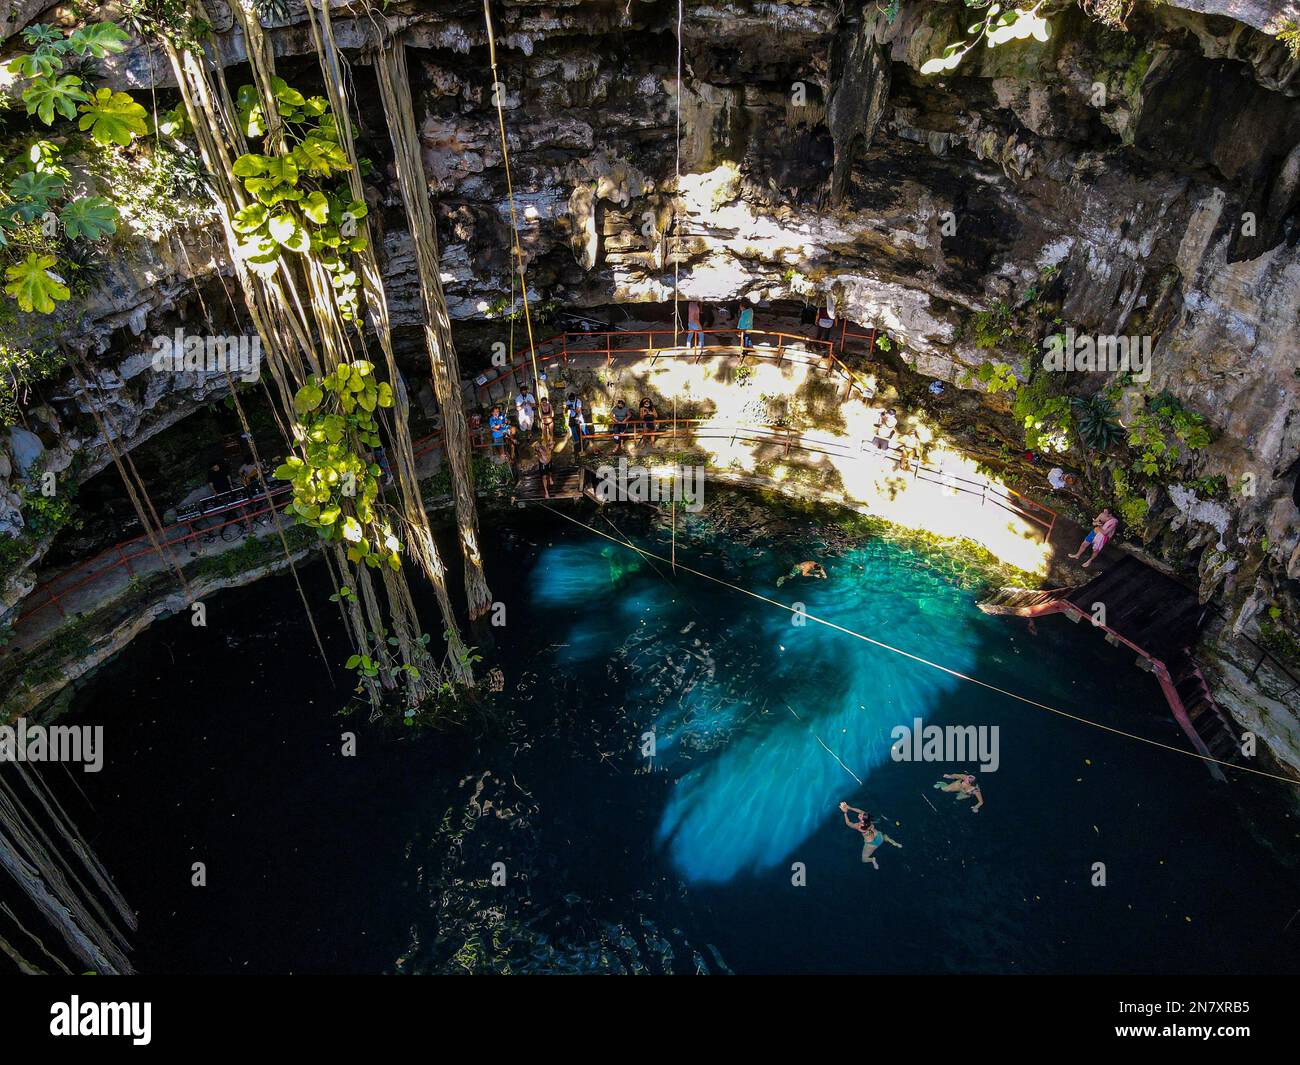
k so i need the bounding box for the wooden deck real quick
[512,465,595,504]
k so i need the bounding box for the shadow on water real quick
[54,488,1300,974]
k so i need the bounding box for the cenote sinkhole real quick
[61,491,1299,975]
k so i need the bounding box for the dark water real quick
[64,492,1300,973]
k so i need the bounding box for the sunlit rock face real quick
[1,2,1297,721]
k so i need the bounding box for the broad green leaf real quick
[232,154,270,178]
[231,203,268,234]
[246,180,302,206]
[67,22,130,58]
[20,24,64,46]
[294,383,324,414]
[268,211,309,252]
[8,50,62,79]
[321,413,346,443]
[77,88,148,146]
[341,516,363,543]
[270,76,306,108]
[9,170,65,208]
[376,382,394,408]
[155,106,190,138]
[264,156,299,186]
[291,135,350,177]
[318,505,341,526]
[23,74,88,125]
[301,191,330,224]
[60,196,118,240]
[5,252,70,313]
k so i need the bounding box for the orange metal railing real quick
[12,323,1055,633]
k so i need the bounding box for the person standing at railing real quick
[489,404,509,463]
[871,408,897,451]
[610,398,632,456]
[538,394,556,444]
[686,300,703,349]
[816,295,835,343]
[515,384,537,436]
[736,301,754,354]
[565,392,587,456]
[637,398,658,448]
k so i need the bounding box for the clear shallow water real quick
[63,491,1300,973]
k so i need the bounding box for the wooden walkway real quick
[511,465,597,504]
[979,555,1241,780]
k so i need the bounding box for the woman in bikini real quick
[839,802,902,868]
[538,394,555,445]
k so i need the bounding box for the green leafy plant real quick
[274,360,400,569]
[1124,392,1210,477]
[1071,394,1123,451]
[920,1,1052,76]
[0,22,145,314]
[229,79,368,317]
[1274,19,1300,59]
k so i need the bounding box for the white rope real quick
[538,503,1298,787]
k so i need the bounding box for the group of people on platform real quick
[485,384,665,497]
[682,296,836,354]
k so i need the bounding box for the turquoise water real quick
[65,491,1300,973]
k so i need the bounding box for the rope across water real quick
[537,502,1299,788]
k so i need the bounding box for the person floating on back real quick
[839,802,902,869]
[777,560,827,586]
[933,773,984,813]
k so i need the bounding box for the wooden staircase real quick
[976,586,1068,617]
[978,561,1242,782]
[1169,648,1243,770]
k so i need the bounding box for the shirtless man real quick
[934,773,984,813]
[839,802,902,868]
[777,560,828,587]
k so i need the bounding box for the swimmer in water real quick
[777,560,828,587]
[839,802,902,868]
[933,773,984,813]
